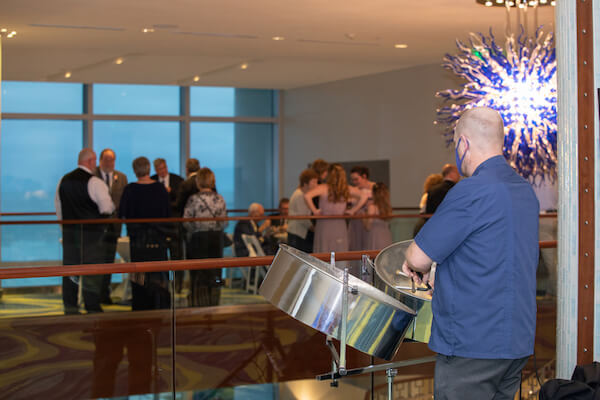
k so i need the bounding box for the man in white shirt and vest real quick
[55,148,115,314]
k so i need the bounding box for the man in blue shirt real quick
[402,107,539,400]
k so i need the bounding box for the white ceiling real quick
[0,0,555,89]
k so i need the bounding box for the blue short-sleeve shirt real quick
[415,155,539,359]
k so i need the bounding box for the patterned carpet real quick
[0,287,267,318]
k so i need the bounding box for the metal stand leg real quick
[339,266,349,376]
[325,335,340,387]
[387,368,397,400]
[318,252,435,398]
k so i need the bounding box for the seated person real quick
[270,198,289,232]
[233,203,270,257]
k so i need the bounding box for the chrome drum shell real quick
[374,240,433,314]
[259,244,416,361]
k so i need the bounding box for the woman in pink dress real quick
[363,182,393,250]
[304,164,368,253]
[348,166,375,251]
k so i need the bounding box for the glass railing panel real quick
[0,272,175,399]
[390,216,422,242]
[0,215,62,266]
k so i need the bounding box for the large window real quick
[191,87,274,117]
[93,84,180,116]
[94,121,180,181]
[1,120,83,262]
[0,81,277,264]
[1,81,83,114]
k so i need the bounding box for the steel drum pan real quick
[259,244,416,361]
[374,240,432,314]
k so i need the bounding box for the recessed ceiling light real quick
[485,1,493,6]
[1,28,17,38]
[240,63,249,70]
[272,36,285,41]
[496,0,504,3]
[394,44,408,49]
[550,0,555,5]
[115,57,124,65]
[193,75,200,82]
[142,28,155,33]
[540,0,547,3]
[64,71,72,79]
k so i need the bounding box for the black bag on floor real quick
[572,362,600,391]
[539,379,595,400]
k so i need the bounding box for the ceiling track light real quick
[193,75,200,82]
[64,71,72,79]
[240,63,249,70]
[0,28,17,39]
[114,57,124,65]
[475,0,554,6]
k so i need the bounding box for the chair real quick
[241,234,268,294]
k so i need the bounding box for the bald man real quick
[402,107,539,400]
[55,148,115,314]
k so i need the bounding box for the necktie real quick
[104,173,111,191]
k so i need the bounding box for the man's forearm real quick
[405,242,433,273]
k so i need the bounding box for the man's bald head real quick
[78,148,97,170]
[455,107,504,154]
[453,107,505,177]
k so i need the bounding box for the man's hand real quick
[401,260,423,285]
[402,260,433,295]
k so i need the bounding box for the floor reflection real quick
[0,289,555,399]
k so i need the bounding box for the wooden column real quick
[576,0,595,365]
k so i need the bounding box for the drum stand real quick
[315,254,435,400]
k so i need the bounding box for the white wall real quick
[281,63,462,207]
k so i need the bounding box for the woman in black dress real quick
[119,156,171,310]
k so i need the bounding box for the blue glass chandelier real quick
[435,27,557,181]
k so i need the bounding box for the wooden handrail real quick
[0,207,421,217]
[0,212,559,225]
[0,241,558,280]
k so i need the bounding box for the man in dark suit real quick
[151,158,184,215]
[234,203,270,257]
[55,148,115,314]
[175,158,201,217]
[94,148,128,304]
[425,164,460,214]
[151,158,184,265]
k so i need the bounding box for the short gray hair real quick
[78,148,95,164]
[248,202,264,216]
[132,156,150,178]
[186,158,200,174]
[153,158,166,169]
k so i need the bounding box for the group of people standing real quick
[287,160,393,259]
[56,148,228,313]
